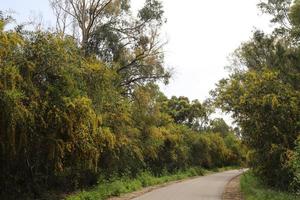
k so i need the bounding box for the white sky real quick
[158,0,272,101]
[2,0,272,123]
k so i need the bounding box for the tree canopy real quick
[212,0,300,191]
[0,4,245,199]
[50,0,170,93]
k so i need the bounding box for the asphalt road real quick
[132,169,244,200]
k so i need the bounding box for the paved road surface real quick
[133,170,244,200]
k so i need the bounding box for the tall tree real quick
[50,0,170,92]
[50,0,120,51]
[212,11,300,189]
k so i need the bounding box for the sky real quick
[159,0,272,101]
[1,0,272,123]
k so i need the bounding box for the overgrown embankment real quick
[240,171,299,200]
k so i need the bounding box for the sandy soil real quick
[222,175,244,200]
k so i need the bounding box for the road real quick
[132,169,243,200]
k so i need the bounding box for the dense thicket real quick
[212,0,300,192]
[0,2,245,199]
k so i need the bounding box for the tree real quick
[210,2,300,191]
[163,96,210,131]
[0,10,246,199]
[49,0,121,51]
[258,0,292,30]
[209,118,230,137]
[258,0,300,38]
[212,30,300,189]
[50,0,170,92]
[0,24,106,196]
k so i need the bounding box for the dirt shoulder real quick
[222,174,244,200]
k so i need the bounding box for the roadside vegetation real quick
[2,0,300,199]
[0,1,246,199]
[212,0,300,197]
[240,171,299,200]
[66,166,236,200]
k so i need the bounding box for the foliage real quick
[66,166,237,200]
[212,0,300,191]
[0,27,105,197]
[287,137,300,193]
[209,118,230,137]
[162,96,211,131]
[0,7,245,199]
[240,171,299,200]
[213,55,300,190]
[50,0,170,93]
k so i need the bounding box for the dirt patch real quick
[222,175,244,200]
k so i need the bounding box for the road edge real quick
[108,168,241,200]
[222,170,245,200]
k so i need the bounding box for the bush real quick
[288,137,300,193]
[240,171,299,200]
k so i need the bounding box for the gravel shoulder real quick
[222,174,244,200]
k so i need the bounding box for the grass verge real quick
[240,171,299,200]
[66,166,237,200]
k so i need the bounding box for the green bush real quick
[67,167,219,200]
[240,171,299,200]
[288,137,300,193]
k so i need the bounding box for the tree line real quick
[212,0,300,193]
[0,1,245,199]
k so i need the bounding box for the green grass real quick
[240,171,299,200]
[66,166,237,200]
